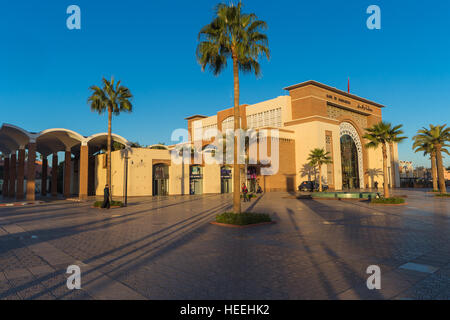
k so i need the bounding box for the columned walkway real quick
[0,124,129,202]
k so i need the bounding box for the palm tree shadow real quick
[366,168,383,189]
[288,199,386,299]
[299,163,317,182]
[1,198,232,300]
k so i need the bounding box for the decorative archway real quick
[340,122,364,189]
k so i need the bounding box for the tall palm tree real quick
[197,2,270,213]
[386,124,407,188]
[363,122,406,198]
[413,125,450,193]
[307,148,332,192]
[412,139,439,191]
[88,77,133,199]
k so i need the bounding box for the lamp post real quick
[123,148,129,207]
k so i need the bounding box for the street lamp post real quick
[123,148,129,207]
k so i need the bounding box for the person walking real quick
[242,183,249,202]
[101,184,111,209]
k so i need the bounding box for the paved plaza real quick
[0,190,449,300]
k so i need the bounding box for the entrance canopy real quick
[0,123,130,156]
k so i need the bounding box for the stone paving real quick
[0,190,449,300]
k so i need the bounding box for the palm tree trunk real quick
[382,144,390,198]
[435,145,447,193]
[389,142,396,188]
[318,164,322,192]
[431,152,438,191]
[107,108,112,201]
[232,51,241,214]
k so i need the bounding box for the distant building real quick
[414,166,432,180]
[399,161,414,178]
[0,80,404,199]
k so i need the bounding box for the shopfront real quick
[153,163,169,196]
[190,165,203,195]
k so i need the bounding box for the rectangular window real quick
[247,108,282,129]
[325,131,334,186]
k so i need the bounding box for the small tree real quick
[307,148,332,192]
[412,139,439,191]
[413,125,450,193]
[386,124,407,187]
[364,122,406,198]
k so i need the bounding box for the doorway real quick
[221,166,232,193]
[153,164,169,196]
[190,165,203,195]
[340,134,360,189]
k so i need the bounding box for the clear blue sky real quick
[1,0,449,167]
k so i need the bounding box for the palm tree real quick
[197,2,270,213]
[363,122,406,198]
[413,125,450,193]
[88,77,133,199]
[412,139,439,191]
[307,148,332,192]
[386,124,407,188]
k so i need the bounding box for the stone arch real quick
[148,144,169,150]
[340,121,365,189]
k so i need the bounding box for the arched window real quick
[222,116,241,132]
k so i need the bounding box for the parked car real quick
[298,181,328,192]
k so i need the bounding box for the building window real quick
[325,131,334,186]
[246,108,282,129]
[203,124,217,132]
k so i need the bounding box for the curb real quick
[0,201,44,207]
[311,197,368,201]
[210,221,277,229]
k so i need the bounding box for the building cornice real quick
[283,80,386,109]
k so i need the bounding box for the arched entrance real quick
[153,163,169,196]
[340,135,360,189]
[340,122,364,189]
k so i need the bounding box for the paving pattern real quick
[0,190,449,300]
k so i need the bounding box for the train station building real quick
[0,124,128,201]
[1,80,400,200]
[95,80,400,197]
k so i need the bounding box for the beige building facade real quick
[95,80,400,197]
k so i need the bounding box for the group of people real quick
[101,182,262,208]
[241,182,263,202]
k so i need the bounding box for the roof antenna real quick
[347,77,350,93]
